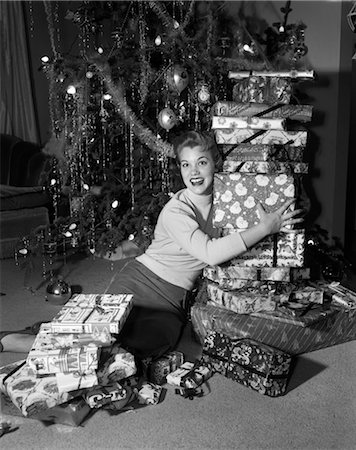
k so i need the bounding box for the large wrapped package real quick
[49,293,133,334]
[212,101,313,122]
[214,129,307,146]
[232,76,292,104]
[212,172,297,229]
[211,116,286,130]
[202,331,292,396]
[191,303,356,355]
[222,160,308,174]
[220,144,305,162]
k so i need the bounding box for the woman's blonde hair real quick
[172,130,223,170]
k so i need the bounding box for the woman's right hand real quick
[257,198,304,235]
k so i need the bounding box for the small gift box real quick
[166,362,195,387]
[211,116,285,130]
[214,129,307,146]
[222,160,308,174]
[143,351,184,385]
[179,362,213,390]
[203,266,310,283]
[96,344,137,385]
[213,172,296,229]
[220,144,305,162]
[206,281,280,314]
[232,76,292,104]
[202,331,293,397]
[212,101,313,122]
[137,382,163,405]
[84,382,128,409]
[49,293,133,334]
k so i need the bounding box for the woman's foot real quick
[0,333,35,353]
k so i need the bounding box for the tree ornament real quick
[158,107,178,130]
[45,277,72,305]
[197,83,210,104]
[167,65,189,93]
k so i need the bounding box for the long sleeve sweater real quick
[136,188,247,290]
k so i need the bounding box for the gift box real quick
[320,282,356,309]
[203,266,310,283]
[213,172,297,229]
[206,280,280,314]
[214,129,307,146]
[85,382,128,409]
[222,230,305,268]
[27,342,99,375]
[289,286,325,304]
[31,397,91,427]
[212,101,313,122]
[220,144,305,162]
[191,303,356,355]
[211,116,285,130]
[166,362,195,387]
[179,362,213,390]
[137,382,163,405]
[96,344,137,385]
[232,76,292,104]
[202,331,292,397]
[0,360,85,417]
[222,160,308,174]
[49,293,133,334]
[55,371,98,395]
[143,351,184,385]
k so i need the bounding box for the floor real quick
[0,252,355,450]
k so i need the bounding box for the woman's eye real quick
[199,160,207,165]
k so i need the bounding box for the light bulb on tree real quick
[66,85,76,95]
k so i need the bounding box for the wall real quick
[24,0,356,245]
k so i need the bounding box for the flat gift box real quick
[143,351,184,385]
[0,360,85,417]
[212,102,313,122]
[220,144,305,162]
[206,281,280,314]
[49,293,133,334]
[202,331,292,397]
[213,172,297,229]
[191,303,356,355]
[203,266,310,283]
[222,160,308,174]
[214,129,307,146]
[232,76,292,104]
[211,116,285,130]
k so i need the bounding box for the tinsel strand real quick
[43,0,60,59]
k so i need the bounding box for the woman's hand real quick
[257,198,304,235]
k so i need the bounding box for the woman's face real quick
[178,145,215,195]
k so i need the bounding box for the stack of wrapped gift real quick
[0,293,139,422]
[191,70,356,357]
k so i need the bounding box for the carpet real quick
[0,253,355,449]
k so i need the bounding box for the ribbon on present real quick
[175,384,211,400]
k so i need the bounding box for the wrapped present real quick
[211,116,285,130]
[179,362,213,390]
[27,342,99,375]
[213,172,297,229]
[96,345,136,385]
[251,303,332,326]
[220,144,305,162]
[232,76,292,104]
[49,293,133,334]
[212,101,313,122]
[191,303,356,355]
[166,362,195,387]
[31,397,91,427]
[207,280,280,314]
[0,361,85,417]
[55,371,98,395]
[137,381,163,405]
[202,331,292,397]
[320,282,356,309]
[222,160,308,174]
[143,351,184,385]
[85,382,128,408]
[289,286,324,304]
[203,266,310,283]
[214,129,307,146]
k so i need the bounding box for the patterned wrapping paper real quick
[202,331,292,397]
[206,280,281,314]
[84,382,128,408]
[232,77,292,104]
[166,362,195,386]
[222,160,308,174]
[213,172,296,229]
[212,101,313,122]
[211,116,286,130]
[55,371,98,395]
[191,303,356,355]
[137,381,163,405]
[214,129,307,146]
[203,266,310,282]
[96,345,137,386]
[27,344,99,375]
[290,286,324,304]
[49,293,133,334]
[220,144,305,162]
[0,360,86,417]
[143,351,185,385]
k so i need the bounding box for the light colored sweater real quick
[136,188,247,290]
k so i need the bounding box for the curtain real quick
[0,1,39,143]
